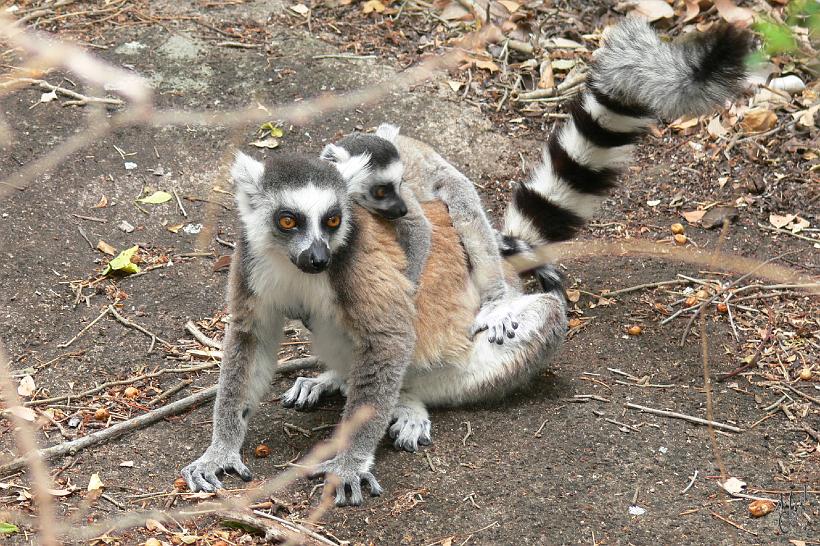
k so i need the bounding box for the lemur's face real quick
[231,152,351,274]
[356,161,407,220]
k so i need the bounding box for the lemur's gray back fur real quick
[501,18,752,269]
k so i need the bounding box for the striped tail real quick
[501,18,752,283]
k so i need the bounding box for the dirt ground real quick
[0,1,818,545]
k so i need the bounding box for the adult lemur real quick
[182,19,751,505]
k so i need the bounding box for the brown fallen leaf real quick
[769,213,796,229]
[682,210,706,224]
[701,207,738,229]
[92,195,108,209]
[683,0,700,21]
[748,499,775,518]
[706,116,727,139]
[213,255,232,272]
[714,0,754,26]
[97,240,117,256]
[565,289,580,303]
[740,108,777,133]
[362,0,385,14]
[631,0,674,22]
[17,375,35,397]
[167,223,185,233]
[473,59,500,73]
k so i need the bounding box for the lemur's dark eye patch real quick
[371,184,391,199]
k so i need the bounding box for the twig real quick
[624,403,743,433]
[681,470,698,494]
[757,222,820,244]
[461,421,472,446]
[312,54,377,60]
[100,493,125,510]
[147,380,192,407]
[172,188,187,218]
[26,362,217,407]
[252,511,338,546]
[710,511,757,536]
[185,320,222,349]
[778,384,820,406]
[534,418,549,438]
[37,409,71,439]
[602,279,688,298]
[604,418,640,433]
[108,305,172,349]
[0,386,218,475]
[217,510,289,542]
[216,41,262,49]
[4,78,123,106]
[515,71,587,100]
[71,213,107,223]
[57,306,110,348]
[424,451,436,472]
[76,225,94,249]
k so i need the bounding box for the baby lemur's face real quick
[356,160,406,220]
[231,152,352,274]
[320,129,408,221]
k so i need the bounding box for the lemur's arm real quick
[318,209,418,506]
[393,185,431,288]
[182,242,284,492]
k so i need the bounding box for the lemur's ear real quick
[320,143,351,163]
[332,151,372,192]
[231,151,265,197]
[375,123,401,143]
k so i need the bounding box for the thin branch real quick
[624,403,743,433]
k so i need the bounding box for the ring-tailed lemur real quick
[319,126,432,288]
[182,18,751,504]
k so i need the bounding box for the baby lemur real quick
[320,125,431,288]
[323,124,520,343]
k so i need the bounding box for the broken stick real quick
[624,403,743,433]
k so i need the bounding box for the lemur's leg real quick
[182,311,284,492]
[429,166,520,343]
[393,186,431,288]
[395,290,567,450]
[281,369,345,410]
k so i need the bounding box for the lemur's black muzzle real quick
[375,199,408,220]
[295,240,330,274]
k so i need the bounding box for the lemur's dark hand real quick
[182,445,252,492]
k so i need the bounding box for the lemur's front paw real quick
[281,373,341,410]
[470,301,519,344]
[312,456,383,506]
[181,446,252,493]
[389,405,432,452]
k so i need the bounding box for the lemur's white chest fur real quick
[247,250,356,375]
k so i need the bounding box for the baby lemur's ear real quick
[231,151,265,198]
[375,123,400,143]
[320,143,350,163]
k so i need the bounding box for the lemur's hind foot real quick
[388,396,432,452]
[281,370,345,410]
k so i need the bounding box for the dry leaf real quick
[498,0,519,12]
[473,59,500,73]
[92,195,108,209]
[288,3,309,15]
[97,240,116,256]
[740,108,777,133]
[446,80,462,92]
[670,116,699,131]
[721,477,747,496]
[47,488,74,497]
[794,104,819,129]
[440,3,471,21]
[538,58,555,90]
[714,0,754,26]
[683,0,700,21]
[17,375,35,397]
[790,217,809,234]
[213,255,232,272]
[167,223,184,233]
[565,289,580,303]
[769,213,795,229]
[362,0,385,14]
[632,0,674,22]
[682,210,706,224]
[87,473,104,491]
[706,116,727,139]
[250,137,279,149]
[146,519,171,533]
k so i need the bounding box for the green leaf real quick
[102,245,141,276]
[259,122,284,138]
[0,522,19,534]
[754,19,797,55]
[136,191,173,205]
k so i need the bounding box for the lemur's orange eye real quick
[326,215,341,229]
[373,185,387,199]
[278,215,297,230]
